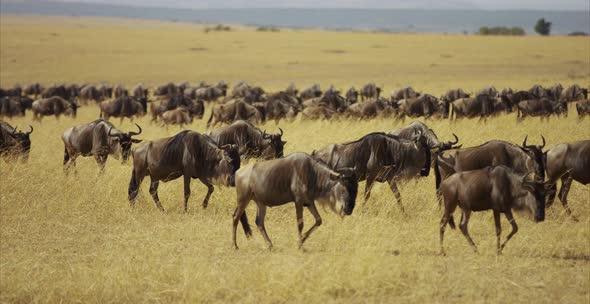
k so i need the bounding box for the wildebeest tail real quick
[434,154,442,190]
[206,110,214,128]
[240,211,252,237]
[448,215,456,229]
[128,167,139,202]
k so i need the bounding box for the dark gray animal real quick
[360,82,382,101]
[345,86,359,105]
[576,99,590,118]
[391,86,419,101]
[387,121,460,151]
[0,120,32,160]
[561,84,588,102]
[207,120,285,159]
[299,84,322,100]
[32,96,79,120]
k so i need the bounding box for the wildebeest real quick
[346,97,394,119]
[387,121,460,151]
[391,86,419,101]
[195,85,227,102]
[1,85,22,97]
[230,82,265,102]
[345,86,359,105]
[24,83,44,98]
[528,84,548,99]
[450,94,498,119]
[32,96,79,120]
[0,120,32,160]
[547,84,563,101]
[132,83,149,99]
[62,119,143,171]
[41,84,78,101]
[0,97,26,117]
[516,98,566,120]
[263,92,301,123]
[113,84,128,98]
[434,136,546,190]
[576,99,590,118]
[207,120,285,159]
[161,107,193,127]
[441,88,470,103]
[301,104,337,120]
[439,166,549,255]
[232,152,358,249]
[154,82,179,97]
[478,86,498,97]
[285,83,298,97]
[128,130,240,212]
[100,96,147,121]
[299,84,322,100]
[545,140,589,220]
[561,84,588,102]
[312,132,430,212]
[360,82,382,101]
[207,99,264,128]
[396,94,440,118]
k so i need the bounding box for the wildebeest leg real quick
[183,175,191,213]
[300,201,323,246]
[255,203,273,249]
[95,154,107,173]
[499,210,518,254]
[199,178,214,209]
[558,176,578,221]
[232,198,251,249]
[364,173,377,205]
[387,178,405,214]
[459,210,478,253]
[295,201,306,249]
[493,211,502,255]
[546,182,558,207]
[149,179,165,212]
[119,117,124,125]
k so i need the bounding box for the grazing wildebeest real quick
[99,96,146,121]
[207,99,264,128]
[285,83,298,97]
[161,107,193,127]
[450,94,498,120]
[0,121,32,160]
[0,97,26,117]
[132,83,149,99]
[387,121,460,151]
[528,84,548,98]
[576,99,590,118]
[434,136,546,190]
[32,96,79,120]
[397,94,440,118]
[301,104,337,120]
[313,132,430,212]
[346,97,394,119]
[545,140,590,220]
[360,82,382,101]
[128,130,240,212]
[232,152,358,249]
[207,120,285,159]
[391,86,419,101]
[346,86,359,105]
[195,86,227,102]
[478,86,498,97]
[299,84,322,100]
[263,92,301,123]
[62,119,143,171]
[441,88,470,103]
[561,84,588,102]
[516,98,566,120]
[439,166,549,255]
[24,83,44,98]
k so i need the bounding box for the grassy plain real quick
[1,15,590,303]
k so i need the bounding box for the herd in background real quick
[1,81,590,125]
[0,79,589,253]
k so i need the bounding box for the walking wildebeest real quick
[32,96,79,120]
[207,99,264,128]
[299,84,322,100]
[441,88,470,103]
[561,84,588,102]
[360,82,382,101]
[0,120,32,161]
[312,132,430,213]
[100,96,147,121]
[387,121,460,151]
[439,166,550,255]
[345,86,359,105]
[346,97,394,119]
[62,120,143,172]
[232,152,358,249]
[161,107,193,127]
[396,94,440,118]
[516,98,567,120]
[391,86,420,101]
[450,94,498,120]
[207,120,285,159]
[576,99,590,118]
[128,130,240,212]
[434,136,547,189]
[545,140,590,220]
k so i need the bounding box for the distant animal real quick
[0,97,26,117]
[207,99,264,128]
[478,86,498,97]
[99,96,146,121]
[576,99,590,118]
[441,88,470,103]
[232,152,358,249]
[32,96,79,120]
[299,84,322,100]
[132,83,149,99]
[0,120,33,160]
[397,94,440,118]
[545,140,590,221]
[195,86,227,102]
[24,83,44,98]
[113,84,128,98]
[439,166,550,255]
[528,84,548,99]
[561,84,588,102]
[301,104,337,120]
[62,120,143,172]
[516,98,567,119]
[346,97,394,118]
[128,130,240,212]
[207,120,285,159]
[450,94,498,119]
[387,121,460,151]
[345,86,359,105]
[285,83,298,97]
[161,107,193,127]
[391,86,419,101]
[360,82,382,101]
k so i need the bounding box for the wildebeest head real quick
[70,101,80,118]
[519,173,550,222]
[261,128,286,159]
[10,125,33,159]
[438,133,460,151]
[217,144,240,186]
[326,164,358,216]
[521,135,546,181]
[108,124,142,161]
[412,131,432,176]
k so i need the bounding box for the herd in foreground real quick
[1,81,589,254]
[1,81,590,124]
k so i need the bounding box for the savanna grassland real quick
[1,15,590,304]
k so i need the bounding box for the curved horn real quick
[108,126,119,138]
[522,135,528,147]
[522,172,535,183]
[449,133,459,145]
[129,123,142,136]
[12,127,17,135]
[262,130,269,139]
[26,125,33,135]
[278,127,283,136]
[540,135,546,149]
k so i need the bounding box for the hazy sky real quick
[48,0,590,11]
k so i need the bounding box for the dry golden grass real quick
[1,15,590,303]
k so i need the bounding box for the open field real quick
[1,16,590,303]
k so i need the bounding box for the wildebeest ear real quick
[282,141,287,145]
[132,139,142,143]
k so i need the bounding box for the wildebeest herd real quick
[1,80,589,254]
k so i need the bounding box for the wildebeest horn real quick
[449,133,459,145]
[522,135,528,147]
[108,126,119,138]
[26,125,33,135]
[278,127,283,136]
[129,123,142,136]
[262,130,269,139]
[522,172,535,183]
[12,127,17,135]
[540,135,546,149]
